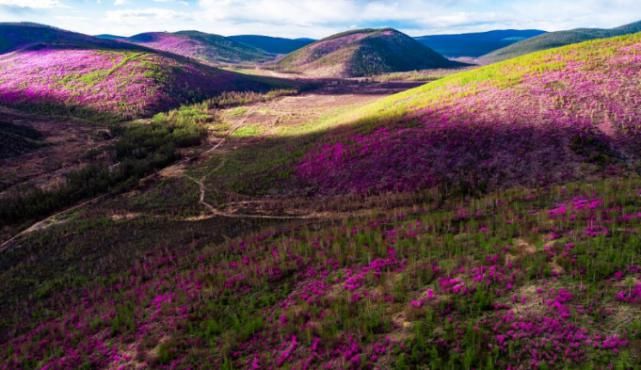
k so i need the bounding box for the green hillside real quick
[482,20,641,63]
[277,28,462,77]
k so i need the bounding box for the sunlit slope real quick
[0,48,276,119]
[0,22,135,53]
[128,31,273,65]
[482,20,641,63]
[296,33,641,194]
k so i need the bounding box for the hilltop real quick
[3,32,641,369]
[415,29,545,58]
[277,28,462,77]
[126,31,273,65]
[0,24,281,119]
[0,22,137,53]
[295,33,641,196]
[3,25,641,370]
[228,35,314,54]
[482,19,641,63]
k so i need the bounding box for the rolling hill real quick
[482,20,641,63]
[0,22,137,53]
[415,29,545,58]
[277,28,462,77]
[95,34,127,41]
[4,31,641,370]
[126,31,273,65]
[228,35,314,54]
[296,32,641,195]
[0,24,281,119]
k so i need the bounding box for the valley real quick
[1,13,641,369]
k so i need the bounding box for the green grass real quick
[292,32,641,138]
[483,22,641,63]
[232,125,263,138]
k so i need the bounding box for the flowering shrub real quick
[297,34,641,195]
[5,34,641,370]
[0,47,269,119]
[4,176,641,368]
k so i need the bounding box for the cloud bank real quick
[0,0,639,38]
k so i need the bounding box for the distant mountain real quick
[296,32,641,196]
[415,29,545,58]
[0,22,137,53]
[126,31,273,65]
[228,35,314,54]
[277,28,463,78]
[0,23,280,119]
[482,20,641,63]
[95,34,127,41]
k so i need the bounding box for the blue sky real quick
[0,0,640,38]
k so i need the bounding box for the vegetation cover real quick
[3,20,641,370]
[482,20,641,63]
[277,28,462,77]
[415,29,545,58]
[127,31,273,65]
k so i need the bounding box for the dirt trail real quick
[182,115,324,220]
[0,194,108,253]
[1,80,419,250]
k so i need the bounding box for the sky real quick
[0,0,640,39]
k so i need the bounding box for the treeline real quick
[0,106,210,227]
[0,88,301,227]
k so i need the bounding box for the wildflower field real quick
[3,27,641,370]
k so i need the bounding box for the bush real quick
[0,112,208,227]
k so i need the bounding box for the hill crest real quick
[415,29,546,58]
[482,20,641,63]
[277,28,461,77]
[0,24,281,119]
[126,31,272,65]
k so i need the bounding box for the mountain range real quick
[415,29,545,58]
[0,23,283,119]
[482,20,641,62]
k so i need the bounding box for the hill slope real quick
[296,33,641,195]
[415,29,545,58]
[127,31,273,64]
[4,33,641,370]
[0,24,280,119]
[277,28,461,77]
[482,20,641,63]
[228,35,314,54]
[0,22,137,53]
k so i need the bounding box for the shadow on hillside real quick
[0,76,296,122]
[1,93,639,341]
[0,91,125,122]
[298,79,426,96]
[209,106,635,202]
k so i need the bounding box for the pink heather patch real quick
[494,287,628,367]
[438,277,468,295]
[549,204,568,218]
[615,283,641,303]
[276,335,298,367]
[343,247,401,295]
[600,335,628,351]
[584,224,609,238]
[151,292,174,309]
[296,41,641,195]
[0,47,260,118]
[411,288,437,308]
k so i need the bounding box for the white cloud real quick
[0,0,63,8]
[193,0,641,36]
[106,7,188,24]
[1,0,640,38]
